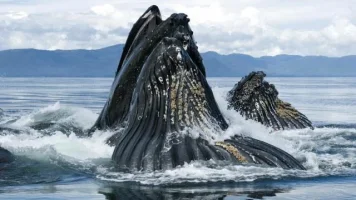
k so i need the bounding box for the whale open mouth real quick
[92,6,306,171]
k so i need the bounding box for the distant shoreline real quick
[1,44,356,77]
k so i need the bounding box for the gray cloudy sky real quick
[0,0,355,56]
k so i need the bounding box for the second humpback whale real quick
[227,71,313,130]
[90,6,306,171]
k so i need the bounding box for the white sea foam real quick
[0,102,114,161]
[96,161,303,185]
[0,86,355,185]
[8,101,97,130]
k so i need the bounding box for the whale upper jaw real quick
[229,71,275,98]
[115,5,163,76]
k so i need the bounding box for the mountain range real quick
[0,44,355,77]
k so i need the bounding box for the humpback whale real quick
[227,71,313,130]
[91,6,305,171]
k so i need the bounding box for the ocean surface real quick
[0,77,355,199]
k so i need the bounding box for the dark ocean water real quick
[0,77,355,199]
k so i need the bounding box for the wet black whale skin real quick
[227,71,313,130]
[90,5,306,171]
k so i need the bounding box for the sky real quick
[0,0,355,56]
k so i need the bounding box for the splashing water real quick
[0,78,355,188]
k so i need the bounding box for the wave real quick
[0,88,355,186]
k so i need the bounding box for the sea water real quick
[0,77,355,199]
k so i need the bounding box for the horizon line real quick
[1,44,355,59]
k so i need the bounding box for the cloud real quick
[240,7,260,27]
[0,0,355,56]
[5,11,28,19]
[91,4,116,16]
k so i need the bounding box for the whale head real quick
[227,71,313,130]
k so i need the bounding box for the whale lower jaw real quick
[113,134,306,171]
